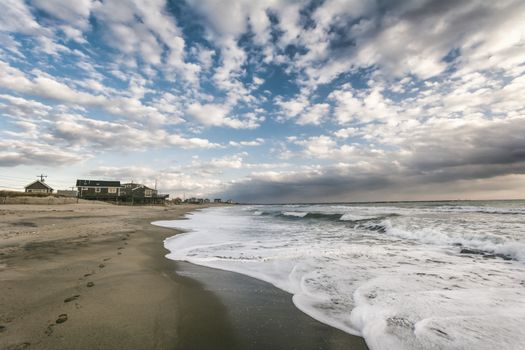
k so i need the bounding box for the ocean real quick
[154,201,525,350]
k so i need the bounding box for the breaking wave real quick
[156,201,525,350]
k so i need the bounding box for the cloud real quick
[0,0,45,35]
[334,127,359,139]
[0,61,170,124]
[49,113,220,150]
[1,1,524,202]
[218,165,525,204]
[90,0,200,82]
[88,164,226,197]
[297,103,330,125]
[0,94,52,117]
[186,102,261,129]
[167,134,221,149]
[229,138,264,147]
[31,0,94,30]
[0,139,81,167]
[220,116,525,202]
[275,95,309,118]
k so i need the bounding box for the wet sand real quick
[0,201,368,349]
[173,262,369,350]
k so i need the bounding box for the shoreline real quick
[0,202,368,349]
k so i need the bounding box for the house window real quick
[82,187,88,190]
[145,189,152,197]
[95,188,101,193]
[108,187,117,194]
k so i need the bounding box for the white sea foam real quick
[154,201,525,350]
[340,213,382,221]
[282,211,308,217]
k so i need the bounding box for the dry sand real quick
[0,201,368,350]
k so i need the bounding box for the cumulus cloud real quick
[0,60,170,124]
[186,103,261,129]
[229,138,264,147]
[0,139,81,167]
[0,0,45,35]
[1,1,524,201]
[47,113,220,150]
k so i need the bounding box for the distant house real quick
[213,198,222,203]
[186,197,201,204]
[121,183,156,197]
[120,183,169,204]
[25,180,53,194]
[76,179,121,200]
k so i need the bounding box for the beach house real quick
[120,183,169,204]
[24,180,54,194]
[76,179,121,200]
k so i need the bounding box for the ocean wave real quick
[158,204,525,350]
[432,205,525,215]
[282,211,308,217]
[262,210,400,223]
[358,219,525,261]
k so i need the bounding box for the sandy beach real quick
[0,201,368,350]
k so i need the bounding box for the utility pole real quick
[37,174,47,182]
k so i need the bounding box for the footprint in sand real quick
[98,263,105,268]
[64,295,80,303]
[103,257,111,261]
[0,325,6,332]
[84,272,94,277]
[55,314,68,324]
[45,324,54,336]
[117,247,124,250]
[86,282,94,288]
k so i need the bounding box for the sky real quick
[0,0,524,203]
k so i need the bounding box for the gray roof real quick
[25,180,53,190]
[76,179,121,187]
[122,183,155,191]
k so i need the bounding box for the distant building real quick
[186,197,204,204]
[121,183,156,197]
[24,180,53,194]
[214,198,222,203]
[172,197,182,204]
[75,179,168,204]
[76,179,121,200]
[120,183,169,204]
